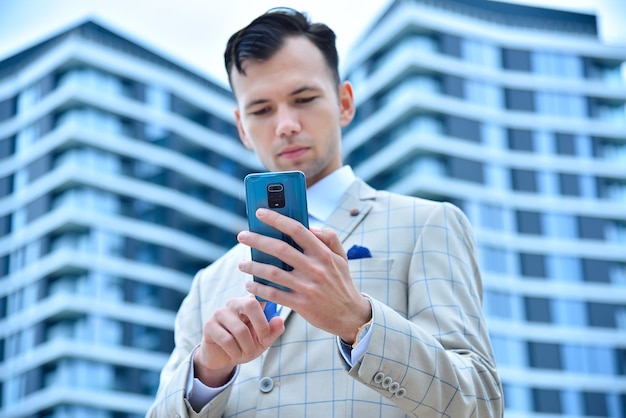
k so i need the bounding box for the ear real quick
[338,81,355,128]
[235,108,254,150]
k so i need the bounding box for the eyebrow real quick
[244,85,322,111]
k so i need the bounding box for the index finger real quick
[254,208,318,252]
[241,296,275,343]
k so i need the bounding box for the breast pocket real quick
[348,258,394,291]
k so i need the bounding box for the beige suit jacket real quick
[147,179,503,417]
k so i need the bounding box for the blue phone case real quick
[244,171,309,297]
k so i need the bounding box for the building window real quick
[587,302,624,328]
[532,51,583,79]
[537,92,586,117]
[511,169,538,192]
[0,96,16,122]
[592,137,626,162]
[596,177,626,201]
[544,213,577,239]
[438,33,462,58]
[444,115,481,142]
[528,342,562,369]
[552,299,585,326]
[502,48,531,71]
[555,133,577,155]
[533,388,562,414]
[465,80,502,107]
[0,135,15,161]
[508,128,533,151]
[524,297,551,323]
[441,74,464,98]
[583,392,609,417]
[505,88,535,112]
[479,204,505,231]
[462,38,499,68]
[484,290,514,319]
[617,348,626,375]
[548,255,582,282]
[520,253,546,278]
[588,97,626,123]
[578,216,606,240]
[559,173,581,196]
[446,157,484,183]
[583,57,624,85]
[582,258,611,283]
[516,210,542,235]
[480,246,508,274]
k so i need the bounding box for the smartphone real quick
[244,171,309,297]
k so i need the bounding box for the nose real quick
[275,105,300,138]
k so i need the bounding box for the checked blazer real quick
[146,179,503,417]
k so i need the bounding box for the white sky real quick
[0,0,624,87]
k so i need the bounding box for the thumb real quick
[263,316,285,346]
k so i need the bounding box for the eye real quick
[296,96,317,104]
[249,106,271,116]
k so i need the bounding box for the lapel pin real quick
[349,208,360,216]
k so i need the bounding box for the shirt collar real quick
[307,166,355,226]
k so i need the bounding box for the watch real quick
[352,318,373,349]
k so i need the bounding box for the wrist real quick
[193,348,235,388]
[339,296,372,345]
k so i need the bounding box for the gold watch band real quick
[352,318,373,349]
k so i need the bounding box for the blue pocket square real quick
[347,245,372,260]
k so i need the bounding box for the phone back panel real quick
[244,171,309,292]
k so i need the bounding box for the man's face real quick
[231,36,354,187]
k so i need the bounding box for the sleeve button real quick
[374,372,385,384]
[389,381,400,393]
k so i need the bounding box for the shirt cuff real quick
[337,321,373,366]
[337,294,374,366]
[186,346,239,412]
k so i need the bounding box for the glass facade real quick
[343,0,626,417]
[0,22,260,417]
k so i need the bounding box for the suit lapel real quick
[324,179,376,243]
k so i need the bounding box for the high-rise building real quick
[342,0,626,417]
[0,20,261,417]
[2,1,625,417]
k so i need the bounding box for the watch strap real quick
[352,318,373,349]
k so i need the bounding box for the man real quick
[147,8,503,417]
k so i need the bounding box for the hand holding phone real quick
[244,171,309,298]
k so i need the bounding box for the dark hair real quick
[224,8,340,88]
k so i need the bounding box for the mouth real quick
[278,146,309,160]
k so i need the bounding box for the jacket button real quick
[382,376,393,389]
[259,376,274,393]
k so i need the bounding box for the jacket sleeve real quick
[145,268,232,418]
[346,202,504,417]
